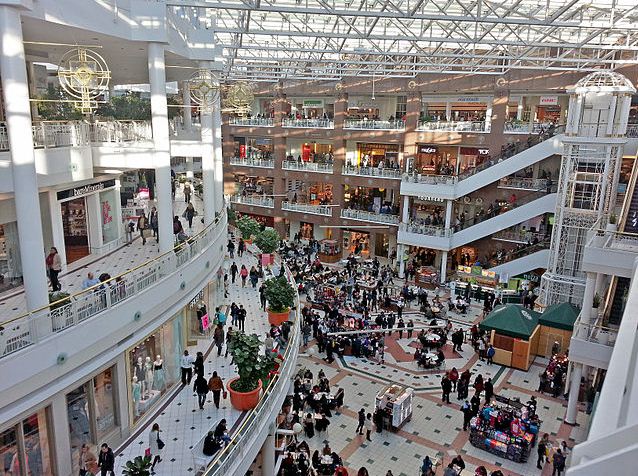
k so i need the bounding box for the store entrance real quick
[343,230,370,257]
[61,197,89,264]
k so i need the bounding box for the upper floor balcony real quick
[1,121,91,151]
[282,160,333,174]
[417,120,490,133]
[582,225,638,278]
[230,194,274,208]
[90,120,153,143]
[340,208,400,225]
[282,118,334,129]
[229,157,275,168]
[504,121,559,135]
[228,117,274,127]
[568,309,618,371]
[342,165,402,180]
[344,119,405,131]
[281,201,333,217]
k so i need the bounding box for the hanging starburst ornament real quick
[188,69,220,112]
[57,48,110,114]
[222,81,255,116]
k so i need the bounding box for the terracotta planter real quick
[267,308,290,326]
[228,377,262,411]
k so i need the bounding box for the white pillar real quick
[182,80,192,130]
[565,362,583,425]
[444,199,453,229]
[0,6,49,310]
[212,90,224,215]
[605,96,618,136]
[516,100,524,121]
[402,195,410,223]
[398,244,407,278]
[445,100,452,121]
[50,393,73,476]
[185,157,194,180]
[594,273,606,298]
[581,272,597,324]
[113,181,124,240]
[85,193,104,254]
[200,99,216,225]
[440,251,448,283]
[261,432,276,476]
[47,191,67,270]
[148,43,174,253]
[485,98,493,132]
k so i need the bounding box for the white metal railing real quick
[281,161,333,173]
[400,222,451,237]
[228,117,274,127]
[627,124,638,138]
[229,157,274,168]
[281,202,333,216]
[0,214,227,358]
[26,121,90,149]
[90,121,153,143]
[344,119,405,130]
[492,230,546,243]
[498,177,549,190]
[417,120,490,133]
[202,262,301,476]
[230,195,274,208]
[0,124,8,151]
[340,208,400,225]
[573,313,618,348]
[504,122,556,134]
[401,173,458,185]
[282,118,334,129]
[342,165,402,179]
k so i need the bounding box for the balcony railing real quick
[498,177,550,191]
[344,119,405,130]
[417,120,490,133]
[342,165,402,179]
[573,314,618,347]
[627,124,638,138]
[402,173,458,185]
[400,222,451,237]
[230,195,274,208]
[229,157,274,168]
[90,120,153,143]
[504,121,555,134]
[1,121,92,151]
[486,239,550,268]
[492,230,547,244]
[340,209,400,225]
[282,118,334,129]
[203,262,300,476]
[228,117,274,127]
[281,202,333,216]
[282,161,333,173]
[0,214,227,359]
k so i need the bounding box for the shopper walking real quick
[441,374,452,404]
[237,305,246,332]
[149,206,159,242]
[461,400,473,431]
[227,239,235,258]
[208,371,225,409]
[183,181,192,203]
[238,238,245,257]
[180,350,194,385]
[97,443,115,476]
[356,408,366,435]
[552,449,566,476]
[46,247,62,291]
[230,262,238,284]
[259,284,267,311]
[240,264,248,287]
[486,344,495,365]
[213,324,225,357]
[194,373,209,409]
[364,413,374,441]
[149,423,164,474]
[537,433,549,469]
[137,213,148,245]
[184,201,196,229]
[79,443,97,476]
[484,378,494,404]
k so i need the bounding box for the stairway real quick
[609,277,630,326]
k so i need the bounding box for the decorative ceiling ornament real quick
[188,69,220,112]
[222,81,255,115]
[335,82,344,91]
[496,77,508,88]
[57,47,110,114]
[408,80,417,90]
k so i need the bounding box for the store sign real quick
[417,196,445,203]
[457,265,472,274]
[303,99,324,108]
[478,148,490,155]
[419,146,437,154]
[539,95,558,106]
[515,272,541,283]
[482,269,497,279]
[57,179,116,201]
[456,96,485,103]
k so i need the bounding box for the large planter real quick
[227,377,262,411]
[267,308,290,326]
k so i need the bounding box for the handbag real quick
[223,391,228,399]
[157,433,165,450]
[145,448,151,457]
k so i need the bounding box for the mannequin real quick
[135,357,146,398]
[131,376,141,416]
[197,301,208,334]
[145,356,154,396]
[153,355,165,391]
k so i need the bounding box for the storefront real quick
[234,137,273,159]
[421,96,491,122]
[289,98,334,118]
[536,96,562,123]
[458,147,491,174]
[299,222,314,240]
[0,407,54,475]
[67,366,118,475]
[410,144,457,175]
[127,312,184,423]
[287,141,333,163]
[57,179,118,264]
[234,174,274,196]
[343,230,370,256]
[235,211,274,228]
[356,143,402,167]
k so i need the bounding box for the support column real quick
[485,98,494,132]
[113,181,124,240]
[445,100,452,121]
[398,244,407,278]
[444,199,453,229]
[182,80,192,130]
[50,393,73,476]
[440,251,448,283]
[402,195,410,223]
[201,99,216,225]
[0,6,49,310]
[185,157,194,179]
[212,90,224,215]
[581,272,597,325]
[261,432,276,476]
[148,42,174,253]
[565,362,583,425]
[516,99,524,121]
[85,193,104,254]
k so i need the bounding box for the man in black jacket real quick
[98,443,115,476]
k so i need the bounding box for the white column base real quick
[565,362,583,425]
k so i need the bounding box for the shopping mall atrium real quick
[1,1,637,475]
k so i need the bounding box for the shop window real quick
[67,384,92,471]
[93,368,116,440]
[395,96,407,120]
[494,334,514,352]
[1,408,54,476]
[0,426,19,475]
[0,222,23,294]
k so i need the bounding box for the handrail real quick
[228,117,274,127]
[281,201,333,216]
[230,195,275,207]
[344,119,405,130]
[0,213,228,357]
[229,157,275,168]
[485,240,550,269]
[417,120,489,132]
[202,260,301,475]
[342,165,402,179]
[282,160,333,173]
[341,208,400,225]
[399,222,451,238]
[282,118,334,129]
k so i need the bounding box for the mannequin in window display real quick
[197,301,208,334]
[145,356,154,397]
[132,376,141,416]
[153,355,166,391]
[135,357,146,399]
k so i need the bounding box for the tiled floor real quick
[114,248,272,474]
[0,187,206,319]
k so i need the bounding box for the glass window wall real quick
[0,408,54,476]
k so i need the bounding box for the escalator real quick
[608,277,630,326]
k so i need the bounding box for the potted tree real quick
[607,213,618,232]
[228,332,275,410]
[264,276,296,326]
[592,293,601,309]
[122,455,152,476]
[254,227,280,265]
[236,216,261,244]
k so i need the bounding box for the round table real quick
[425,334,441,343]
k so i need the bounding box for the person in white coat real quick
[149,423,163,474]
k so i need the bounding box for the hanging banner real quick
[201,313,210,331]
